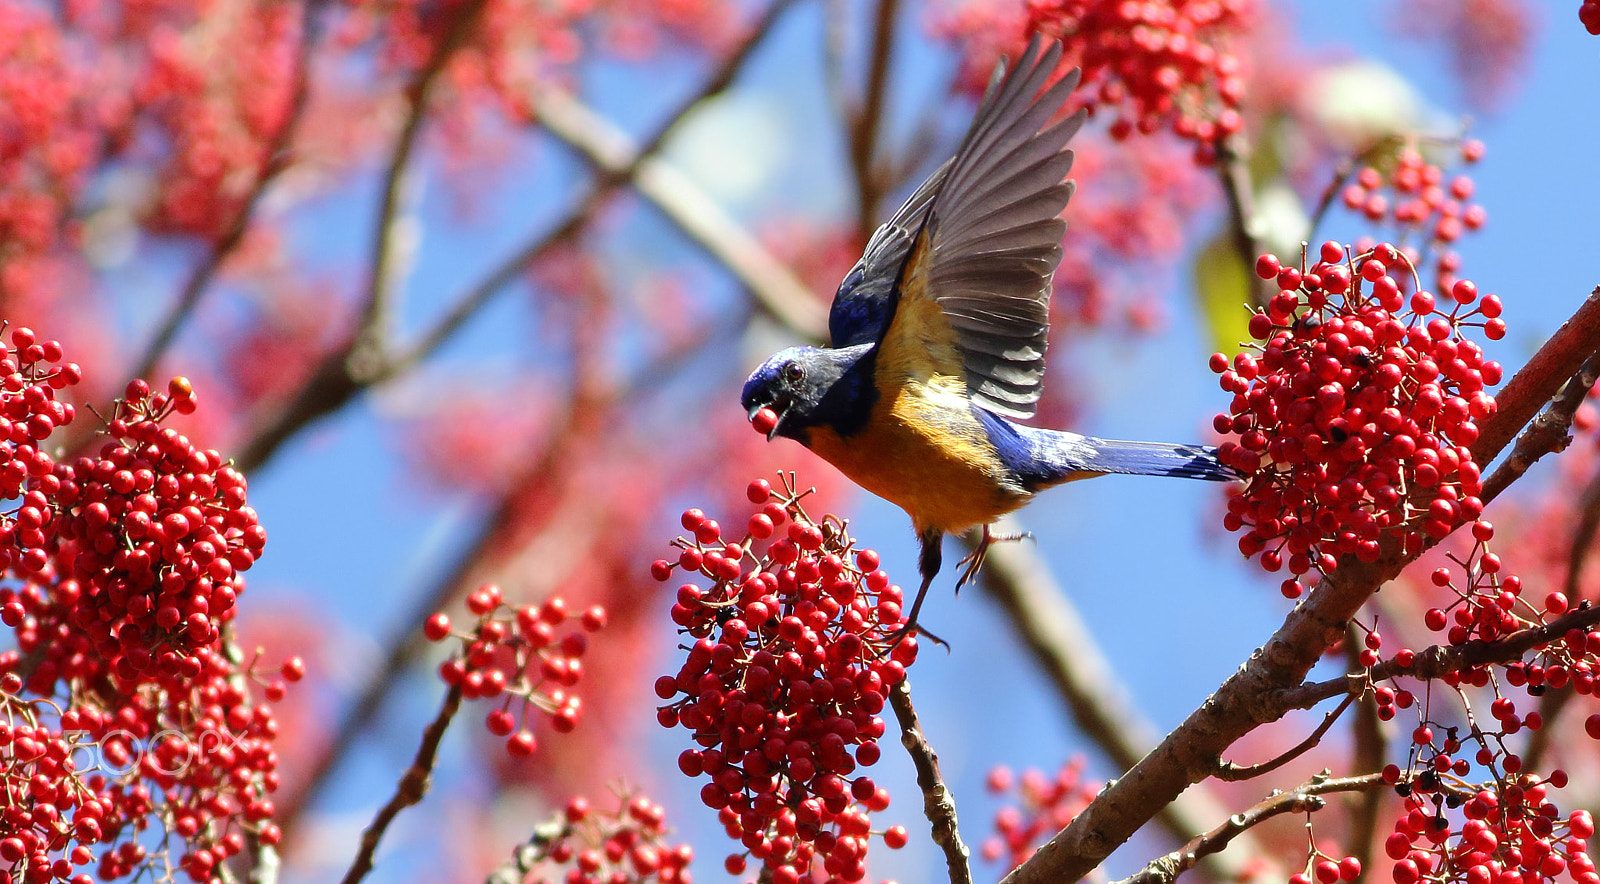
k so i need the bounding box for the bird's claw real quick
[954,526,1035,592]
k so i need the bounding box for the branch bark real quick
[889,679,972,884]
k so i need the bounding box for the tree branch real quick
[1213,693,1356,782]
[1525,461,1600,771]
[973,528,1273,882]
[339,682,463,884]
[1274,602,1600,712]
[848,0,900,240]
[1480,349,1600,502]
[130,0,327,383]
[231,0,797,474]
[1114,774,1386,884]
[1002,288,1600,884]
[1215,134,1273,309]
[889,679,971,884]
[357,0,492,353]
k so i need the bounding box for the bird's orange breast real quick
[803,374,1028,535]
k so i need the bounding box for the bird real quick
[740,37,1237,644]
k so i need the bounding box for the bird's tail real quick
[1075,437,1239,482]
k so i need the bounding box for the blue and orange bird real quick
[740,38,1237,641]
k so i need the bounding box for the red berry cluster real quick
[425,584,606,758]
[524,793,694,884]
[1382,766,1595,884]
[978,760,1099,871]
[0,325,291,883]
[1212,241,1502,592]
[10,377,266,685]
[1287,849,1361,884]
[1024,0,1253,152]
[1350,523,1600,884]
[1585,2,1600,34]
[651,476,914,884]
[0,645,291,884]
[1335,141,1487,292]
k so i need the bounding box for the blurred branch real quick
[275,322,722,836]
[525,88,826,342]
[1216,135,1273,309]
[889,679,971,884]
[973,529,1273,882]
[358,0,492,350]
[233,0,796,473]
[1214,693,1355,782]
[1343,626,1385,875]
[339,682,463,884]
[394,0,813,368]
[1526,462,1600,771]
[130,0,327,382]
[485,814,573,884]
[1003,288,1600,884]
[1479,349,1600,503]
[1114,774,1386,884]
[848,0,900,240]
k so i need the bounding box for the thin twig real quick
[1213,693,1356,782]
[484,814,573,884]
[357,0,492,355]
[1525,462,1600,770]
[1343,625,1385,876]
[888,679,971,884]
[1113,774,1387,884]
[1273,602,1600,712]
[130,0,327,382]
[1479,350,1600,503]
[1215,134,1273,309]
[339,683,463,884]
[849,0,900,240]
[1305,158,1356,242]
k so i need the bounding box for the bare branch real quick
[848,0,900,240]
[357,0,492,354]
[1344,626,1386,875]
[1472,287,1600,468]
[889,679,972,884]
[1114,774,1387,884]
[339,683,463,884]
[131,0,327,382]
[1214,693,1356,782]
[974,529,1273,882]
[1215,134,1273,309]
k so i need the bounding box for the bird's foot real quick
[954,525,1034,592]
[880,619,949,655]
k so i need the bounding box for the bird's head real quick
[741,345,869,442]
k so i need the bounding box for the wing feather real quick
[872,36,1085,418]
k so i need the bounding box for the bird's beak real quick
[747,399,788,441]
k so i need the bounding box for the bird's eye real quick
[783,362,804,382]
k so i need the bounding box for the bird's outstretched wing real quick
[875,37,1085,418]
[827,162,948,347]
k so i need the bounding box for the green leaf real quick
[1194,231,1254,359]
